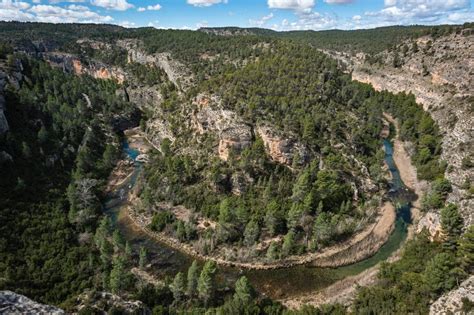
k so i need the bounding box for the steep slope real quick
[332,30,474,228]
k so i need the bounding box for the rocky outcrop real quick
[0,291,64,314]
[71,291,151,314]
[430,276,474,315]
[117,39,193,89]
[417,211,442,240]
[257,125,309,167]
[145,117,175,150]
[191,94,252,161]
[341,32,474,227]
[44,53,126,83]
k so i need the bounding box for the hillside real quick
[0,22,472,314]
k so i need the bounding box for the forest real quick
[0,21,472,314]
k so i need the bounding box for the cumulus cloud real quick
[0,0,34,21]
[367,0,471,23]
[187,0,227,7]
[0,1,114,23]
[324,0,353,4]
[49,0,86,3]
[30,4,113,22]
[138,3,161,12]
[0,0,31,10]
[118,20,135,27]
[268,0,314,10]
[274,10,339,30]
[249,12,274,26]
[90,0,133,11]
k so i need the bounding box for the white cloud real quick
[0,4,34,21]
[367,0,471,23]
[187,0,227,7]
[384,0,397,6]
[275,10,339,30]
[138,3,161,12]
[324,0,353,4]
[90,0,133,11]
[196,20,208,28]
[0,0,31,10]
[267,0,314,10]
[67,4,89,11]
[49,0,86,3]
[29,4,113,22]
[118,20,135,27]
[249,12,274,26]
[147,4,161,10]
[352,14,361,20]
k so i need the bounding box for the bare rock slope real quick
[0,291,64,314]
[338,32,473,227]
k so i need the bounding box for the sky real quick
[0,0,473,31]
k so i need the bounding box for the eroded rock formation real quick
[335,32,474,227]
[257,124,309,167]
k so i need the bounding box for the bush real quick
[150,211,176,232]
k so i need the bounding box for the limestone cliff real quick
[191,93,253,161]
[257,124,309,167]
[430,276,474,315]
[331,31,474,227]
[117,39,193,90]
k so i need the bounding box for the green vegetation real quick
[0,54,135,304]
[353,204,472,314]
[0,21,470,314]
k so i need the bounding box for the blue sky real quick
[1,0,473,30]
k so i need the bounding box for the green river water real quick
[104,139,415,300]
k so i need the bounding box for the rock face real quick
[430,276,474,315]
[117,39,193,89]
[44,53,126,83]
[0,291,64,314]
[417,211,442,240]
[257,125,309,167]
[340,32,474,227]
[191,94,253,161]
[71,291,151,314]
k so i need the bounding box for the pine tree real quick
[218,198,233,224]
[266,242,279,261]
[234,276,253,304]
[187,260,199,298]
[243,220,260,246]
[459,225,474,274]
[424,252,464,294]
[112,229,125,251]
[110,256,126,294]
[441,203,464,250]
[197,260,216,305]
[170,272,186,301]
[139,246,147,269]
[125,241,132,262]
[281,230,295,257]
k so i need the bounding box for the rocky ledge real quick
[0,291,64,314]
[430,276,474,315]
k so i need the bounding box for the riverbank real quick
[280,114,427,309]
[383,113,427,226]
[125,201,396,270]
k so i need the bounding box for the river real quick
[104,138,415,300]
